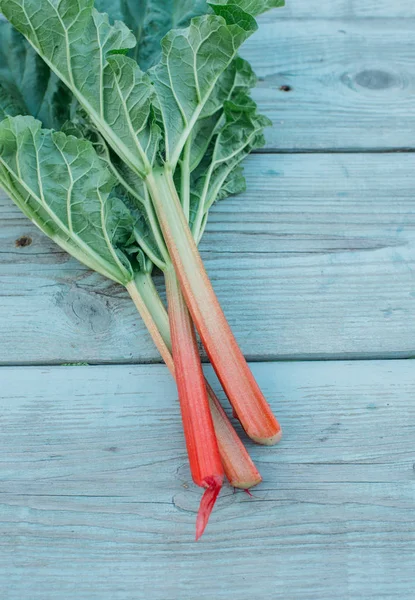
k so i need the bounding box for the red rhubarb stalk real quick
[164,266,224,539]
[146,168,282,446]
[132,272,262,490]
[205,380,261,489]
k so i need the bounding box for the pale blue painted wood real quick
[1,153,415,364]
[268,0,415,18]
[243,17,415,150]
[0,361,414,599]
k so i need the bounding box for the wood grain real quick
[0,360,414,599]
[1,153,415,364]
[264,0,415,18]
[243,18,415,150]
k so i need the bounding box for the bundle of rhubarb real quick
[0,0,283,539]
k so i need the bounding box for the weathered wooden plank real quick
[1,152,415,364]
[0,360,414,599]
[243,18,415,150]
[264,0,415,18]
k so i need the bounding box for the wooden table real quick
[1,2,414,598]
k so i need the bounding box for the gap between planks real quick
[253,147,415,154]
[1,354,415,368]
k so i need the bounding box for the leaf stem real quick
[180,138,191,222]
[145,167,282,445]
[143,185,170,265]
[126,279,175,373]
[133,271,171,344]
[192,162,214,240]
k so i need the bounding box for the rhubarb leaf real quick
[2,0,265,176]
[95,0,283,70]
[0,1,158,176]
[0,115,135,284]
[0,20,71,127]
[189,56,257,172]
[150,11,257,167]
[95,0,208,69]
[0,82,26,120]
[209,0,285,15]
[61,116,168,271]
[190,94,269,237]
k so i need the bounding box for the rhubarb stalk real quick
[133,270,262,490]
[164,266,223,539]
[146,168,282,446]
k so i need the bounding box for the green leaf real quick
[118,186,167,270]
[0,1,157,176]
[0,20,71,126]
[189,92,269,237]
[149,11,257,167]
[0,115,135,285]
[1,0,208,126]
[2,0,263,177]
[217,164,246,200]
[96,0,209,69]
[213,97,270,164]
[189,163,246,242]
[61,114,168,270]
[95,0,284,69]
[0,82,26,120]
[209,0,285,16]
[189,56,257,171]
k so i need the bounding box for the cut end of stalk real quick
[230,471,262,489]
[250,427,282,446]
[195,475,223,541]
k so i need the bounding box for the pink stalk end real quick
[196,475,223,541]
[206,381,262,489]
[165,267,224,540]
